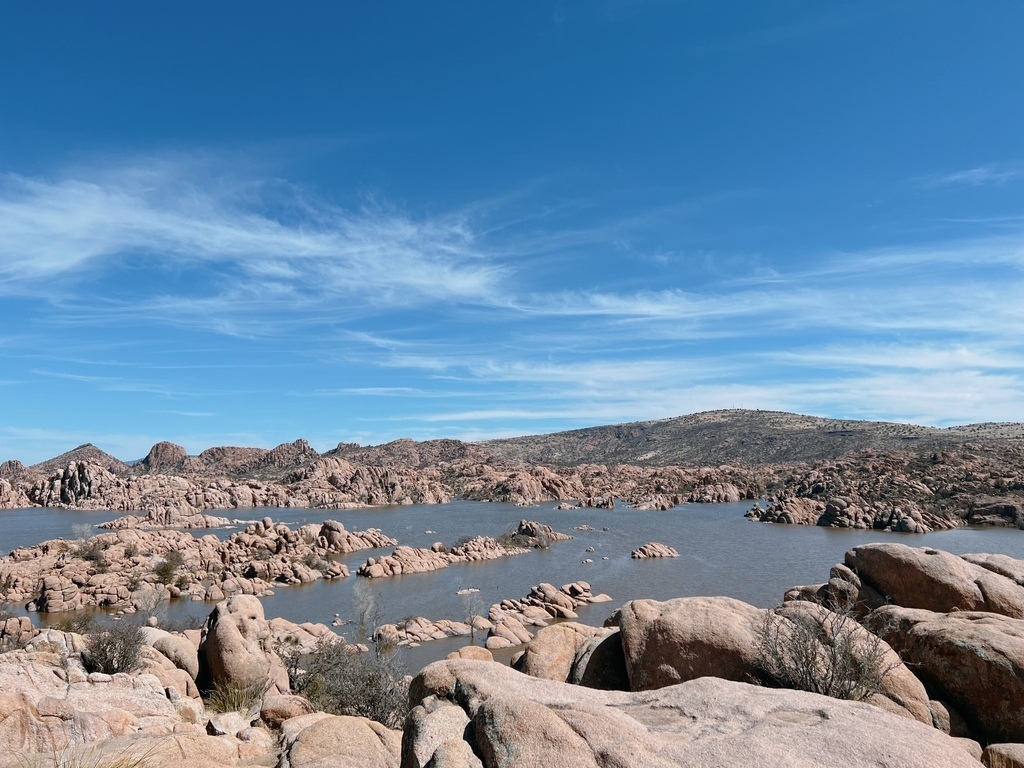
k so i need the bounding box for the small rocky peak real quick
[141,441,188,472]
[0,459,25,478]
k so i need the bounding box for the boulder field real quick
[4,543,1024,765]
[0,517,395,612]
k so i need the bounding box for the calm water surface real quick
[3,500,1023,669]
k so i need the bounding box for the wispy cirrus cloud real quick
[918,162,1024,188]
[0,159,508,306]
[30,369,190,397]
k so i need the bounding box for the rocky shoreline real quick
[0,517,576,617]
[1,541,1023,765]
[0,516,397,612]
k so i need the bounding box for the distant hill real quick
[478,409,1024,467]
[13,410,1024,476]
[29,443,130,476]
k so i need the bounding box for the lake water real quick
[3,500,1023,670]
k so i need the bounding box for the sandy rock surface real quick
[405,659,983,767]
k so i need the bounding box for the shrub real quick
[82,621,143,675]
[301,552,331,574]
[204,675,269,713]
[74,539,108,566]
[19,743,154,768]
[153,550,185,585]
[51,613,98,635]
[755,603,897,701]
[495,532,532,551]
[280,639,409,728]
[157,614,206,633]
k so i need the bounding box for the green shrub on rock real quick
[153,550,185,585]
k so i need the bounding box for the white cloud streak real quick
[922,163,1024,188]
[0,162,507,306]
[2,153,1024,459]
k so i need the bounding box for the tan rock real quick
[260,693,315,728]
[873,605,1024,743]
[613,596,764,690]
[847,544,1024,617]
[284,714,401,768]
[407,659,983,767]
[445,645,493,662]
[984,743,1024,768]
[514,622,625,689]
[197,596,288,695]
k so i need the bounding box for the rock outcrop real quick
[631,542,679,558]
[611,596,765,691]
[0,517,392,612]
[513,622,628,690]
[403,659,983,767]
[197,595,289,695]
[841,543,1024,617]
[746,496,824,525]
[372,580,609,651]
[485,581,611,650]
[357,521,570,579]
[872,606,1024,743]
[282,713,401,768]
[0,645,200,753]
[0,478,31,510]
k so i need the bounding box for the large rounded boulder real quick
[845,544,1024,618]
[197,595,289,694]
[872,605,1024,743]
[404,659,983,767]
[611,596,764,690]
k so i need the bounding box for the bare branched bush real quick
[755,603,897,702]
[82,621,143,675]
[280,639,409,728]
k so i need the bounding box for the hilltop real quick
[7,409,1024,476]
[479,409,1024,467]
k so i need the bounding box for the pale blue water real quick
[3,500,1022,669]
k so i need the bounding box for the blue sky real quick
[1,1,1023,464]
